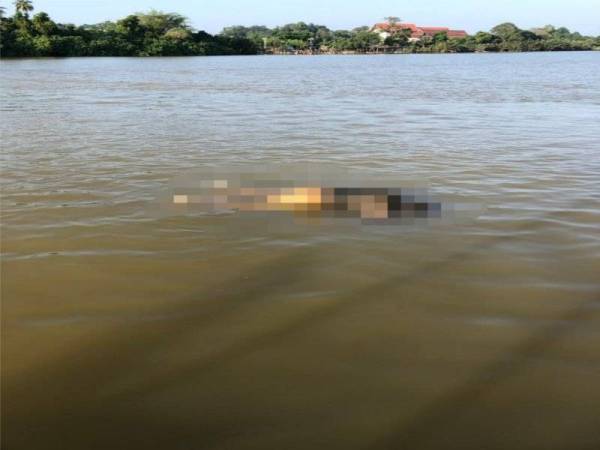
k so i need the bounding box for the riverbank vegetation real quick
[1,1,598,57]
[0,3,256,56]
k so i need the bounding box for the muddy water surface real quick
[1,53,600,449]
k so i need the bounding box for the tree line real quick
[1,1,598,57]
[0,3,256,56]
[223,22,600,53]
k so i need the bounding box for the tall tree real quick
[32,11,56,34]
[490,22,520,38]
[384,16,400,26]
[136,10,188,34]
[14,0,34,18]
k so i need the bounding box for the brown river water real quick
[1,53,600,450]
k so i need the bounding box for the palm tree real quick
[14,0,33,18]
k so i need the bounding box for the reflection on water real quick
[1,53,600,450]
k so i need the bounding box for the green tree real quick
[220,25,251,39]
[32,11,56,35]
[554,27,571,38]
[351,30,380,51]
[329,37,353,51]
[12,32,36,55]
[491,22,521,38]
[32,34,51,54]
[474,31,499,44]
[164,27,190,40]
[519,30,541,41]
[136,10,188,35]
[433,31,448,43]
[383,29,410,47]
[220,25,271,48]
[273,22,313,42]
[49,35,86,56]
[116,15,143,38]
[285,38,306,50]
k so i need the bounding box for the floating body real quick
[173,183,441,221]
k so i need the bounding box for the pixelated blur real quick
[163,166,456,225]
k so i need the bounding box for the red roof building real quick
[371,22,468,40]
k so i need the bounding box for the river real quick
[1,53,600,450]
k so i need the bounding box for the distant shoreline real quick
[258,49,599,55]
[2,5,598,58]
[2,49,598,60]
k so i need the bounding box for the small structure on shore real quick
[371,22,468,42]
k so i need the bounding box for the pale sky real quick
[6,0,600,36]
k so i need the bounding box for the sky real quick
[8,0,600,36]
